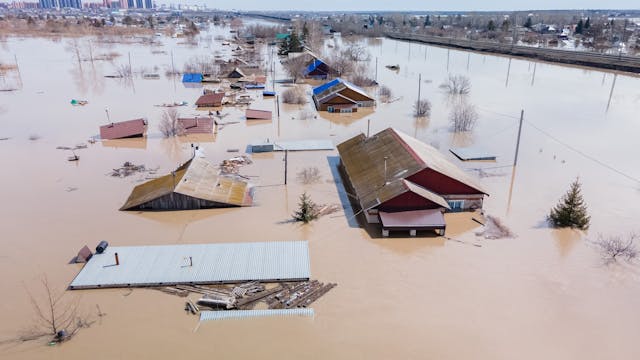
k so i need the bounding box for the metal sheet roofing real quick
[246,109,272,120]
[336,128,487,212]
[182,73,203,83]
[199,308,314,322]
[312,78,341,95]
[449,147,497,161]
[120,157,253,210]
[195,93,224,107]
[379,209,446,228]
[178,117,215,134]
[69,241,310,289]
[99,119,147,140]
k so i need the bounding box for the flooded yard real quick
[1,24,640,359]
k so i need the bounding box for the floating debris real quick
[220,155,252,174]
[386,64,400,70]
[109,161,156,178]
[70,99,88,106]
[475,215,515,239]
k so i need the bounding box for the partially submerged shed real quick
[246,109,272,120]
[304,59,333,80]
[99,118,147,140]
[337,128,488,236]
[182,73,203,83]
[69,240,310,289]
[178,117,216,134]
[227,67,246,79]
[195,93,224,108]
[120,157,253,211]
[313,78,375,113]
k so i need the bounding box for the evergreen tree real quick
[584,17,591,29]
[524,16,532,29]
[423,15,431,27]
[501,19,510,32]
[576,19,584,34]
[278,36,290,55]
[548,178,590,230]
[487,20,496,31]
[292,192,318,223]
[302,22,309,42]
[288,31,302,52]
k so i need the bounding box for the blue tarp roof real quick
[182,73,203,83]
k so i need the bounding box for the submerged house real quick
[337,128,488,236]
[312,78,375,113]
[195,93,224,108]
[120,157,254,211]
[182,73,203,83]
[178,117,216,134]
[227,67,246,79]
[303,59,333,80]
[99,118,147,140]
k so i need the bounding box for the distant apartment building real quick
[8,2,40,9]
[39,0,82,8]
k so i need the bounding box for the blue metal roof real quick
[312,78,341,95]
[304,59,325,76]
[182,73,203,83]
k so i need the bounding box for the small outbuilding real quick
[227,67,246,79]
[303,59,333,80]
[246,109,272,120]
[182,73,203,83]
[312,78,375,113]
[120,157,254,211]
[337,128,488,236]
[99,118,147,140]
[178,117,216,134]
[195,93,224,108]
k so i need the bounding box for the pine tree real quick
[292,192,318,223]
[524,16,532,29]
[288,32,302,53]
[548,178,590,230]
[278,36,290,55]
[576,19,584,34]
[584,17,591,30]
[487,20,496,31]
[423,15,431,27]
[302,22,309,42]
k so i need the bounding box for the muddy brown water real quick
[1,24,640,359]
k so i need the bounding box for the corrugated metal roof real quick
[449,147,497,161]
[120,157,253,210]
[336,128,486,212]
[312,78,371,102]
[379,209,446,228]
[69,241,310,289]
[178,117,215,134]
[99,119,147,140]
[312,78,340,95]
[200,308,314,322]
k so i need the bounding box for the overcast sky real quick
[190,1,639,11]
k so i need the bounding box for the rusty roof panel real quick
[99,119,147,140]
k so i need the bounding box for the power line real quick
[524,120,640,185]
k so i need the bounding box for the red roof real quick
[100,119,147,140]
[246,109,272,120]
[195,93,224,107]
[178,117,215,134]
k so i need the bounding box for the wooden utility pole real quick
[513,110,524,166]
[417,73,421,102]
[284,149,288,185]
[171,50,175,74]
[375,57,378,82]
[128,52,132,73]
[367,119,371,137]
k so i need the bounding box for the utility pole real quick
[128,52,132,73]
[375,57,378,82]
[417,73,421,102]
[367,119,371,137]
[14,54,22,88]
[284,149,288,185]
[513,109,524,166]
[171,50,175,75]
[105,107,111,123]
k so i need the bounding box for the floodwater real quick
[1,22,640,359]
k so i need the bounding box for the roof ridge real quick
[388,128,427,167]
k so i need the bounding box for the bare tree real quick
[297,167,322,184]
[159,109,183,137]
[326,51,355,77]
[183,55,219,75]
[282,87,307,105]
[595,233,638,262]
[449,101,478,132]
[116,63,132,78]
[282,56,308,83]
[439,74,472,95]
[343,43,370,61]
[349,64,376,87]
[414,99,432,117]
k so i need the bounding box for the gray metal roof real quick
[69,241,310,289]
[199,309,314,322]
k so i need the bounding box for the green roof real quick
[276,33,290,40]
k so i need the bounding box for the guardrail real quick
[385,32,640,74]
